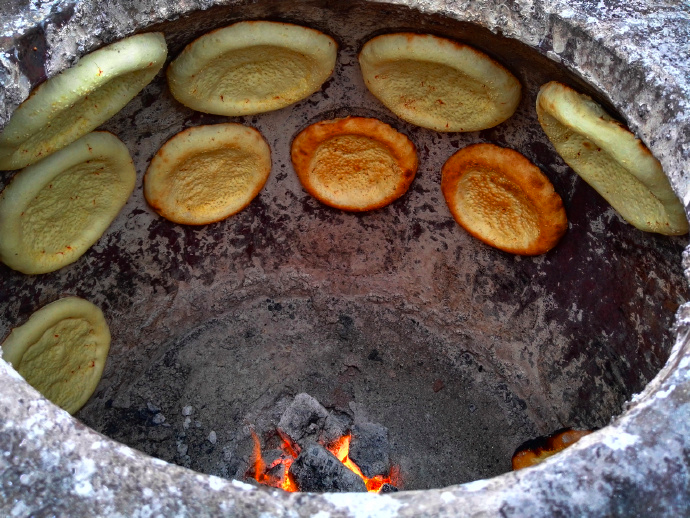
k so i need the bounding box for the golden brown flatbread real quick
[291,116,418,211]
[442,143,567,255]
[144,123,271,225]
[537,81,688,235]
[512,429,592,470]
[167,21,337,116]
[359,33,521,132]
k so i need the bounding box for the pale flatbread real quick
[144,123,271,225]
[536,81,688,235]
[291,117,418,211]
[442,143,567,255]
[359,33,521,132]
[0,32,167,171]
[1,297,110,415]
[167,21,337,116]
[0,131,136,274]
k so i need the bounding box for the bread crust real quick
[144,123,271,225]
[291,116,418,211]
[167,21,337,116]
[441,143,567,255]
[536,81,688,235]
[0,131,136,274]
[359,33,521,132]
[1,297,110,415]
[512,428,592,470]
[0,32,167,170]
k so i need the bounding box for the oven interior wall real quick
[0,1,686,490]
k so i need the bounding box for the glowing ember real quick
[249,431,395,493]
[250,430,266,482]
[326,434,393,492]
[249,430,298,491]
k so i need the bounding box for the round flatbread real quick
[167,21,337,116]
[1,297,111,415]
[512,429,592,470]
[291,116,418,212]
[358,33,521,132]
[144,123,271,225]
[442,143,567,255]
[0,32,167,171]
[536,81,688,235]
[0,131,136,274]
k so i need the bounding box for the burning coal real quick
[246,393,399,492]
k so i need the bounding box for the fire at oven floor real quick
[249,392,397,493]
[79,297,547,491]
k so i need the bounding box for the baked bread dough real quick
[1,297,110,415]
[144,123,272,225]
[358,33,521,132]
[0,131,136,274]
[512,428,592,470]
[537,81,688,235]
[291,116,418,211]
[442,143,567,255]
[167,21,337,116]
[0,32,167,171]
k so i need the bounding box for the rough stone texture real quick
[289,443,368,493]
[0,0,689,516]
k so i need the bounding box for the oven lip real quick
[1,0,689,516]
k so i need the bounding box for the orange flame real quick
[278,436,299,492]
[250,430,269,484]
[326,434,393,492]
[249,430,299,491]
[249,430,396,493]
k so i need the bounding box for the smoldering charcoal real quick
[290,443,367,492]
